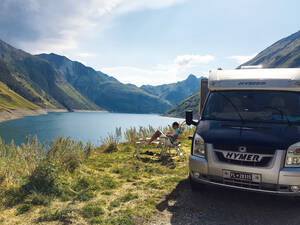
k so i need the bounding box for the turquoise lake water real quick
[0,112,184,146]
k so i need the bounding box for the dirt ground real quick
[148,179,300,225]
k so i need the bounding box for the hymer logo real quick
[238,81,266,86]
[223,151,262,162]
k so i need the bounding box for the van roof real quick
[209,68,300,91]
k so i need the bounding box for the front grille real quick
[213,144,276,154]
[215,151,273,167]
[201,175,289,192]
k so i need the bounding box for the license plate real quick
[223,170,261,182]
[230,171,252,181]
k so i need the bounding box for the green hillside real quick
[0,40,99,111]
[0,82,39,110]
[163,92,200,118]
[141,74,202,105]
[241,30,300,68]
[38,53,171,113]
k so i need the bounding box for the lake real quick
[0,112,184,146]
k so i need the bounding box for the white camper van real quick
[186,68,300,195]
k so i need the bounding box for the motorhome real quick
[186,68,300,194]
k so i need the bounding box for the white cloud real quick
[174,54,215,67]
[78,53,97,57]
[227,54,257,64]
[0,0,186,53]
[102,54,214,86]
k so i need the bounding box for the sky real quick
[0,0,299,86]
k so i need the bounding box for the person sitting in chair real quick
[147,122,180,144]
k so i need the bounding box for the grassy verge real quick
[0,126,194,225]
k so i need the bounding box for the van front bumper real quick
[189,154,300,196]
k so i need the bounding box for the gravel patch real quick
[147,179,300,225]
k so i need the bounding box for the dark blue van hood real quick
[196,120,300,151]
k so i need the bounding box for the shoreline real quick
[0,108,107,123]
[0,108,67,123]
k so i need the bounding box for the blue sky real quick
[0,0,299,85]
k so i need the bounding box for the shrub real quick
[109,200,120,209]
[104,143,119,153]
[26,193,51,206]
[102,191,112,196]
[3,187,28,207]
[36,207,76,223]
[74,190,96,202]
[24,161,58,195]
[101,128,121,153]
[15,203,31,215]
[114,211,133,225]
[90,217,104,224]
[124,127,140,144]
[47,137,92,172]
[73,176,94,192]
[100,175,118,190]
[120,193,138,203]
[80,202,105,218]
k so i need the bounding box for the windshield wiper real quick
[264,106,291,125]
[216,92,245,124]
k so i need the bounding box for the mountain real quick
[0,81,39,110]
[166,30,300,118]
[241,30,300,68]
[0,39,99,111]
[163,92,200,118]
[140,74,202,105]
[37,53,171,113]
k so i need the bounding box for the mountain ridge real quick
[166,30,300,118]
[141,74,203,105]
[0,39,100,111]
[241,30,300,68]
[37,53,172,113]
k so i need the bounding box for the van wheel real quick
[189,175,206,191]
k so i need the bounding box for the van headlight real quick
[285,142,300,167]
[193,133,206,158]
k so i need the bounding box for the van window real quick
[202,90,300,123]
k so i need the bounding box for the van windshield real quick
[202,90,300,123]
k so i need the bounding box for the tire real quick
[189,174,206,191]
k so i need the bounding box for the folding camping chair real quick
[134,122,186,161]
[159,122,186,160]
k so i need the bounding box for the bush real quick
[36,207,76,223]
[73,176,95,192]
[16,203,31,215]
[26,193,51,206]
[3,188,28,207]
[120,193,138,203]
[124,127,140,144]
[101,128,122,153]
[80,202,105,218]
[114,212,133,225]
[47,137,93,172]
[100,175,118,190]
[74,190,96,202]
[23,161,58,195]
[104,143,119,153]
[0,136,94,207]
[109,200,120,209]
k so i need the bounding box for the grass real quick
[0,125,195,224]
[0,81,39,110]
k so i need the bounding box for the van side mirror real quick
[186,110,198,126]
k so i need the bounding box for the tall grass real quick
[0,136,94,207]
[0,124,194,208]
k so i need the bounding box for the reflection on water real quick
[0,112,183,145]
